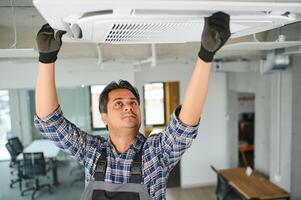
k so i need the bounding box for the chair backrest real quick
[23,152,46,177]
[210,165,243,200]
[210,165,218,173]
[216,173,233,199]
[5,142,18,162]
[225,187,244,200]
[7,137,23,155]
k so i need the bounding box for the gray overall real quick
[80,145,152,200]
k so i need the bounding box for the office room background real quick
[0,0,301,199]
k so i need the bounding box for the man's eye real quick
[131,101,138,106]
[115,102,122,107]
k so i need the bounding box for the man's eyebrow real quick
[112,97,138,102]
[129,97,138,101]
[112,97,123,102]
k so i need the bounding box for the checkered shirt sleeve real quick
[34,106,102,165]
[147,105,199,173]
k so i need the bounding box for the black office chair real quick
[21,152,52,200]
[210,165,244,200]
[5,140,23,190]
[70,160,85,185]
[7,137,24,156]
[6,137,23,170]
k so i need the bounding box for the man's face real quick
[101,89,141,131]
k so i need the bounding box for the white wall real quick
[135,59,228,188]
[290,55,301,199]
[227,70,292,191]
[181,72,228,187]
[269,70,292,191]
[227,90,239,167]
[228,72,271,174]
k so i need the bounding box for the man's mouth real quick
[122,114,136,119]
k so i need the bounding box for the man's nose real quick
[123,103,133,112]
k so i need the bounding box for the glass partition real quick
[0,90,11,160]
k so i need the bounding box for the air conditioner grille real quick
[105,22,202,43]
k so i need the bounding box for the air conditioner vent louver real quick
[105,22,201,43]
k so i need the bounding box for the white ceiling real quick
[0,0,300,60]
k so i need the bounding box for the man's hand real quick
[36,24,66,64]
[198,12,231,63]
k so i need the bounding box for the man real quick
[34,12,230,200]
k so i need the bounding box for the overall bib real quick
[80,146,152,200]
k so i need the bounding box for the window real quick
[90,85,106,129]
[143,82,165,126]
[0,90,12,160]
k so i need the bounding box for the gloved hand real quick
[198,12,231,63]
[36,24,66,64]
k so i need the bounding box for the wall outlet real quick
[274,174,282,182]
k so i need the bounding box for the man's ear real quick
[101,113,108,125]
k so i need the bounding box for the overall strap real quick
[94,147,107,181]
[94,140,145,183]
[129,145,144,184]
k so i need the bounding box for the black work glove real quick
[36,24,66,64]
[198,12,231,63]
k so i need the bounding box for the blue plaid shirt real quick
[34,105,199,200]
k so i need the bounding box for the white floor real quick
[167,186,216,200]
[0,160,216,200]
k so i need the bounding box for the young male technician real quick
[34,12,230,200]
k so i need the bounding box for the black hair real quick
[98,80,140,114]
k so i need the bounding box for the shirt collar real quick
[104,132,146,152]
[130,133,146,151]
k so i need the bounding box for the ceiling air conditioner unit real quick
[33,0,301,44]
[222,35,301,51]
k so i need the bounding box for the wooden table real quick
[219,168,290,200]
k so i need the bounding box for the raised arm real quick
[34,25,103,165]
[179,12,231,126]
[36,63,58,118]
[35,24,65,118]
